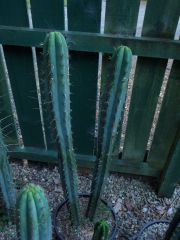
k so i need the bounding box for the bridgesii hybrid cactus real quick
[42,32,80,225]
[92,220,109,240]
[87,46,132,220]
[0,127,16,210]
[165,208,180,240]
[17,184,52,240]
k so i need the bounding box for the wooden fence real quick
[0,0,179,197]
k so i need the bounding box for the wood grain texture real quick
[123,0,180,162]
[31,0,64,29]
[0,49,17,144]
[0,0,44,147]
[0,26,180,59]
[67,0,101,154]
[147,60,180,169]
[158,125,180,197]
[100,0,140,157]
[31,0,65,149]
[8,146,160,177]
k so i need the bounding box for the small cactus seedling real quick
[165,208,180,240]
[92,220,109,240]
[42,32,80,225]
[0,127,16,210]
[87,46,132,220]
[17,183,52,240]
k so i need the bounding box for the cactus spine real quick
[165,208,180,240]
[92,220,109,240]
[0,127,16,210]
[42,32,80,225]
[87,47,132,220]
[17,183,52,240]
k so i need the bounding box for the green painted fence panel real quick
[30,0,65,149]
[0,49,17,144]
[67,0,101,154]
[158,124,180,197]
[122,0,180,163]
[99,0,140,157]
[147,60,180,169]
[0,0,44,147]
[104,0,140,35]
[30,0,64,29]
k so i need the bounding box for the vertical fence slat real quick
[105,0,140,35]
[31,0,64,29]
[30,0,65,150]
[158,125,180,197]
[67,0,101,154]
[0,0,44,148]
[99,0,140,157]
[147,60,180,169]
[0,49,17,144]
[122,0,180,162]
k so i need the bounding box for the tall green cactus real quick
[17,183,52,240]
[92,220,109,240]
[0,127,16,210]
[165,208,180,240]
[87,46,132,220]
[42,32,80,225]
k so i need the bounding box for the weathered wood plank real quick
[105,0,140,35]
[0,0,44,147]
[158,126,180,197]
[147,60,180,169]
[0,47,17,144]
[0,26,180,59]
[30,0,64,29]
[123,0,180,162]
[67,0,101,154]
[100,0,140,157]
[8,146,160,177]
[30,0,65,149]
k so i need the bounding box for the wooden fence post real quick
[158,126,180,197]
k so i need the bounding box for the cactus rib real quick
[17,183,52,240]
[42,32,80,225]
[87,46,132,220]
[92,220,109,240]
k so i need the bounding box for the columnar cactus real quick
[92,220,109,240]
[165,208,180,240]
[87,47,132,220]
[0,127,16,210]
[17,184,52,240]
[42,32,80,225]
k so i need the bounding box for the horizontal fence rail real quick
[0,26,180,60]
[8,145,160,177]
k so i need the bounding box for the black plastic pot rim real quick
[53,193,118,240]
[136,220,170,240]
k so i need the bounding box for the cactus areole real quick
[43,32,80,225]
[17,183,52,240]
[87,46,132,220]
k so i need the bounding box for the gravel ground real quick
[138,222,169,240]
[0,161,179,240]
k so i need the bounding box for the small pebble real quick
[142,207,148,213]
[167,207,173,216]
